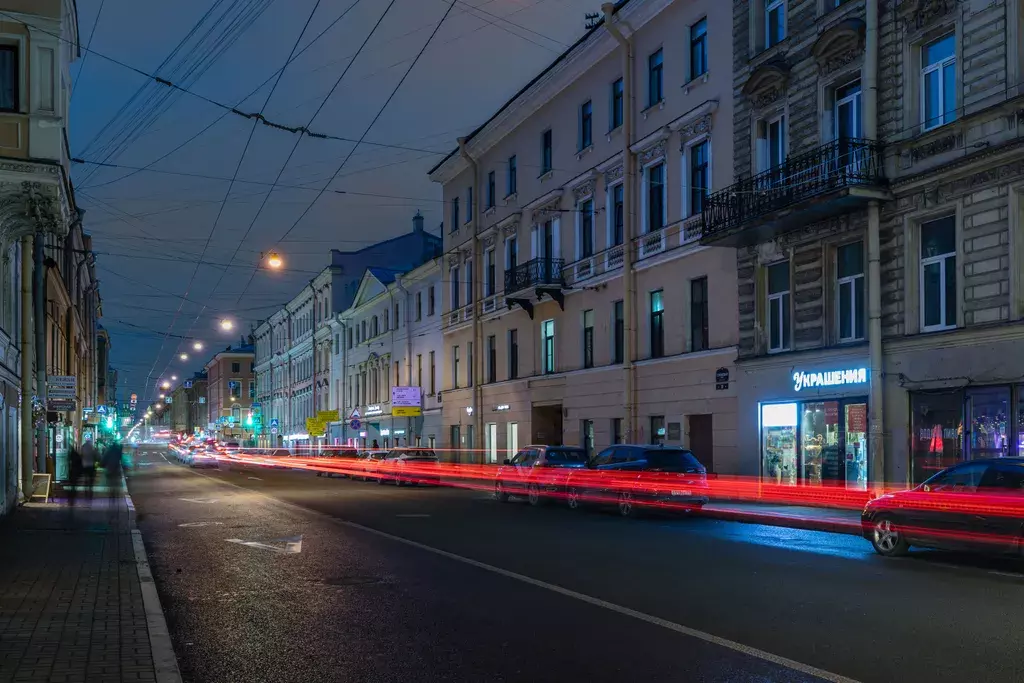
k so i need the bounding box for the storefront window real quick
[844,403,868,490]
[762,403,797,485]
[801,402,840,486]
[1018,385,1024,455]
[966,386,1010,459]
[910,391,963,485]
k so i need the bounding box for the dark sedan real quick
[862,457,1024,557]
[494,445,589,505]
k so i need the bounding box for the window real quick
[612,418,623,444]
[361,320,366,341]
[249,382,256,399]
[613,300,624,364]
[647,48,663,107]
[506,235,518,272]
[609,78,624,131]
[507,155,517,195]
[650,416,666,445]
[450,196,460,233]
[334,333,340,354]
[756,115,786,174]
[690,18,707,80]
[541,130,553,174]
[429,350,436,394]
[541,320,555,374]
[767,261,791,352]
[765,0,785,48]
[508,329,519,380]
[394,360,400,387]
[925,462,989,492]
[450,265,461,309]
[228,381,241,399]
[484,248,495,297]
[383,309,389,332]
[650,290,664,358]
[0,46,17,112]
[579,100,593,150]
[394,302,400,327]
[687,139,710,216]
[371,316,378,337]
[578,198,594,258]
[834,80,862,141]
[467,341,474,387]
[837,242,865,342]
[690,277,709,352]
[465,186,473,223]
[486,335,496,383]
[428,286,435,316]
[610,184,624,246]
[920,215,957,331]
[452,346,460,389]
[581,420,595,455]
[465,259,474,304]
[486,171,496,209]
[582,310,594,369]
[922,34,956,130]
[231,362,240,373]
[415,291,422,321]
[646,162,666,233]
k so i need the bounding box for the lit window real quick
[837,242,865,342]
[767,261,791,352]
[541,320,555,374]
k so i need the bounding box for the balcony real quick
[504,257,567,319]
[700,138,889,247]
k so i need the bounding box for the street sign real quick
[391,386,421,407]
[392,406,422,417]
[252,402,262,409]
[317,409,339,422]
[270,426,278,435]
[270,418,280,428]
[349,408,360,420]
[96,405,107,414]
[350,419,361,430]
[184,381,193,389]
[47,375,76,399]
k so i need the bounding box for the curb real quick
[123,481,183,683]
[699,507,862,536]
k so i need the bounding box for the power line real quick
[69,0,107,102]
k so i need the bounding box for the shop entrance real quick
[531,404,563,445]
[761,398,867,489]
[688,414,714,473]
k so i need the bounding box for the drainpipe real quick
[340,317,349,446]
[393,276,414,446]
[33,234,46,474]
[19,235,33,499]
[864,0,884,490]
[603,2,636,441]
[459,138,482,462]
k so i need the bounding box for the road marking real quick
[174,463,859,682]
[247,476,262,481]
[225,535,303,554]
[988,570,1024,579]
[395,513,431,518]
[179,498,219,504]
[178,522,224,528]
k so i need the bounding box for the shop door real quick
[486,423,497,463]
[843,402,868,490]
[688,414,714,473]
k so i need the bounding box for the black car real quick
[862,457,1024,557]
[565,445,709,517]
[494,445,589,505]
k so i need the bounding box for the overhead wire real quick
[69,0,106,102]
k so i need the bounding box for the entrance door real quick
[449,425,460,462]
[688,414,714,473]
[486,423,498,463]
[843,402,868,490]
[506,422,519,461]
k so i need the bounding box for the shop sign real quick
[391,386,421,408]
[847,403,867,432]
[380,428,391,437]
[825,402,839,425]
[365,405,384,416]
[394,429,406,436]
[306,418,326,436]
[494,404,510,412]
[793,367,867,392]
[715,367,729,391]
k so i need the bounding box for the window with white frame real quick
[609,183,624,246]
[486,171,496,209]
[690,18,707,80]
[465,258,474,304]
[0,45,17,112]
[766,261,791,352]
[921,34,956,130]
[582,309,594,369]
[507,155,517,195]
[647,48,663,107]
[452,345,460,389]
[505,235,518,272]
[920,215,957,331]
[644,162,666,233]
[577,198,594,258]
[541,130,553,174]
[541,319,555,374]
[836,241,865,342]
[450,265,461,309]
[765,0,785,48]
[610,78,624,129]
[686,139,710,217]
[579,100,593,150]
[756,114,786,174]
[484,248,495,297]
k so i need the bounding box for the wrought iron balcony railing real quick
[504,257,565,294]
[701,138,884,240]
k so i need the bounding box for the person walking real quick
[102,442,124,497]
[66,445,82,507]
[80,439,97,499]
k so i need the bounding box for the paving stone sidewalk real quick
[0,491,158,683]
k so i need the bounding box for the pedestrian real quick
[103,442,124,496]
[80,439,97,499]
[67,445,82,507]
[371,439,380,450]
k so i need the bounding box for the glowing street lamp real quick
[264,251,283,269]
[171,375,178,381]
[193,341,204,351]
[155,403,163,410]
[220,319,233,331]
[179,353,188,361]
[161,381,170,389]
[159,394,165,399]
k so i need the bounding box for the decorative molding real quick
[460,248,473,263]
[572,178,596,202]
[751,86,785,110]
[819,47,862,76]
[523,188,563,211]
[501,218,520,237]
[810,18,865,76]
[446,253,460,267]
[629,125,670,155]
[909,132,962,162]
[534,199,562,223]
[897,0,958,35]
[603,164,624,185]
[678,114,712,146]
[483,234,497,248]
[742,59,790,110]
[637,139,667,167]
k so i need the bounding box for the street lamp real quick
[171,375,178,381]
[220,319,234,331]
[159,394,165,399]
[193,341,204,351]
[264,251,283,269]
[179,353,188,361]
[155,403,163,410]
[161,381,170,389]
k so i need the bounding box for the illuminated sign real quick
[494,404,510,412]
[793,367,867,392]
[365,405,384,416]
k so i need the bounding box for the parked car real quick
[190,445,219,469]
[354,451,389,481]
[317,446,360,477]
[376,449,441,486]
[565,445,709,517]
[494,445,589,505]
[862,457,1024,557]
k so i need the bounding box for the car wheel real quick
[566,486,581,511]
[870,515,909,557]
[618,491,635,517]
[377,475,386,485]
[527,483,542,507]
[494,481,509,502]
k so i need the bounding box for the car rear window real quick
[644,450,703,472]
[546,448,587,463]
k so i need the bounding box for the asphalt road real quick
[126,446,1024,683]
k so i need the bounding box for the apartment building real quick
[170,372,207,436]
[335,259,443,449]
[204,343,255,443]
[253,212,442,448]
[704,0,1024,488]
[429,0,738,468]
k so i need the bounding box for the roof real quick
[428,1,629,177]
[367,267,400,285]
[333,226,441,258]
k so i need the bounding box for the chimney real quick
[412,210,424,233]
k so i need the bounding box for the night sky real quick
[70,0,598,406]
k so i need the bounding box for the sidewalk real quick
[0,485,179,683]
[701,502,864,536]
